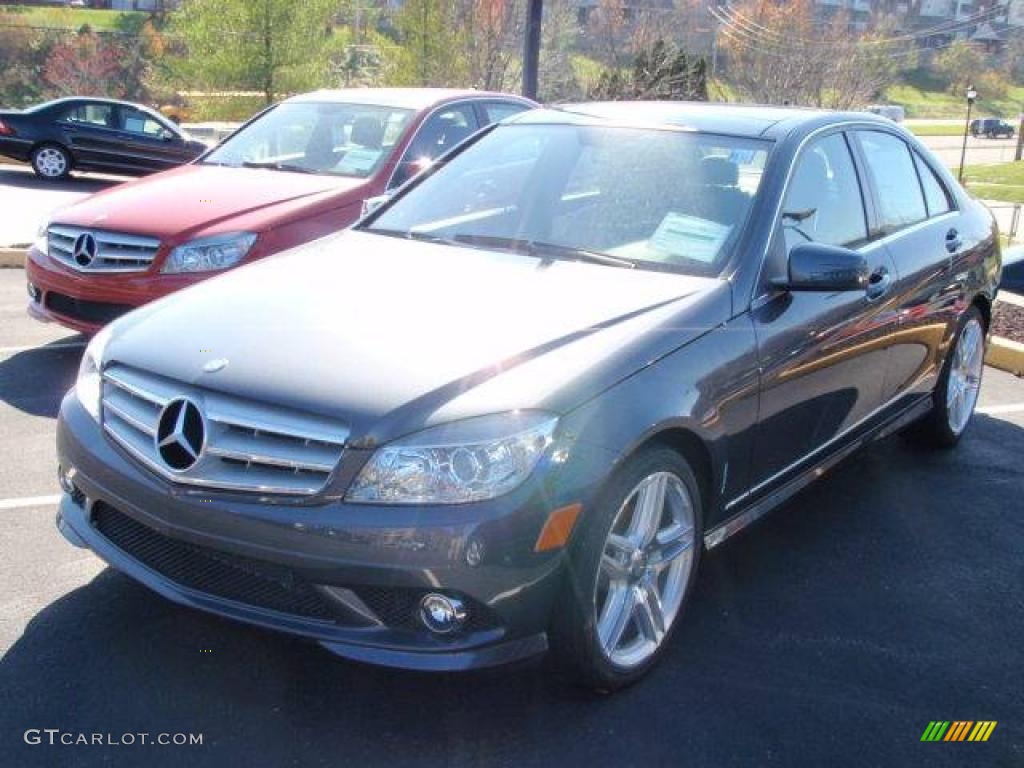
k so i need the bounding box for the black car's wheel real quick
[30,143,71,180]
[909,306,986,448]
[551,446,703,691]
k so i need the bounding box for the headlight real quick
[76,325,112,422]
[346,412,558,505]
[161,232,256,273]
[34,218,49,256]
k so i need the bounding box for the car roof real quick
[31,96,151,112]
[509,101,894,139]
[284,88,525,111]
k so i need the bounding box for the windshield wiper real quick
[451,234,635,269]
[241,160,319,174]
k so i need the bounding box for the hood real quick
[105,230,727,442]
[52,164,371,240]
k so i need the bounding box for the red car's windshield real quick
[204,101,415,178]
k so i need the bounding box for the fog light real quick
[58,465,77,494]
[419,593,467,634]
[27,281,40,302]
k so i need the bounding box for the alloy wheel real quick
[946,316,984,436]
[593,471,696,669]
[35,147,68,178]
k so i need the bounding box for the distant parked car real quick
[864,104,905,123]
[970,118,1015,138]
[26,88,536,333]
[0,97,209,179]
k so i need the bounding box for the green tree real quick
[167,0,338,104]
[589,40,708,101]
[387,0,467,87]
[932,40,985,95]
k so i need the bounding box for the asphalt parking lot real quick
[0,268,1022,767]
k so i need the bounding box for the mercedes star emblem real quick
[72,233,98,268]
[155,397,206,471]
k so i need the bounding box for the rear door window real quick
[62,103,115,129]
[912,151,952,217]
[855,131,928,235]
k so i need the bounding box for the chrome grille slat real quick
[47,225,160,273]
[100,364,348,496]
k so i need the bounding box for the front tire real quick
[551,446,703,690]
[910,306,986,448]
[31,144,71,180]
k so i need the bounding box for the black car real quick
[969,117,1016,138]
[0,97,208,180]
[54,103,1000,690]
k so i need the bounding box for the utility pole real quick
[1015,110,1023,162]
[523,0,543,100]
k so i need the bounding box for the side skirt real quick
[703,395,934,550]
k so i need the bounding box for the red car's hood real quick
[51,164,371,239]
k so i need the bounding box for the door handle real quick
[865,266,891,300]
[945,228,962,253]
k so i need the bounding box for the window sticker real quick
[336,147,382,174]
[649,213,732,264]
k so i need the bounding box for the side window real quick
[781,133,868,251]
[119,107,166,137]
[912,151,952,217]
[480,101,529,126]
[856,131,927,235]
[389,105,480,189]
[63,103,114,129]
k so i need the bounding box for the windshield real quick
[204,101,415,177]
[365,123,771,275]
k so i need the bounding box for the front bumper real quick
[56,394,606,671]
[26,246,197,334]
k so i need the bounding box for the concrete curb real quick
[0,247,26,268]
[987,336,1024,376]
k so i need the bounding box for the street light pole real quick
[958,84,978,183]
[523,0,544,100]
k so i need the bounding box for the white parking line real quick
[976,402,1024,415]
[0,494,61,510]
[0,340,85,356]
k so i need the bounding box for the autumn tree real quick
[44,31,127,99]
[718,0,900,109]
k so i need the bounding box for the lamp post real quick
[958,84,978,183]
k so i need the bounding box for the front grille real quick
[101,364,348,496]
[93,503,338,621]
[48,225,161,273]
[45,292,133,324]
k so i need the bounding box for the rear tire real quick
[31,144,71,180]
[908,306,985,448]
[551,446,703,691]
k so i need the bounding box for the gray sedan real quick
[54,103,1000,689]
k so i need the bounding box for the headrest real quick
[351,115,384,149]
[700,156,739,187]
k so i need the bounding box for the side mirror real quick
[159,129,176,142]
[776,242,868,292]
[361,193,392,218]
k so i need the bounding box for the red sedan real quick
[26,88,534,333]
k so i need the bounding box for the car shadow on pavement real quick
[0,168,120,195]
[0,338,84,418]
[1,416,1022,767]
